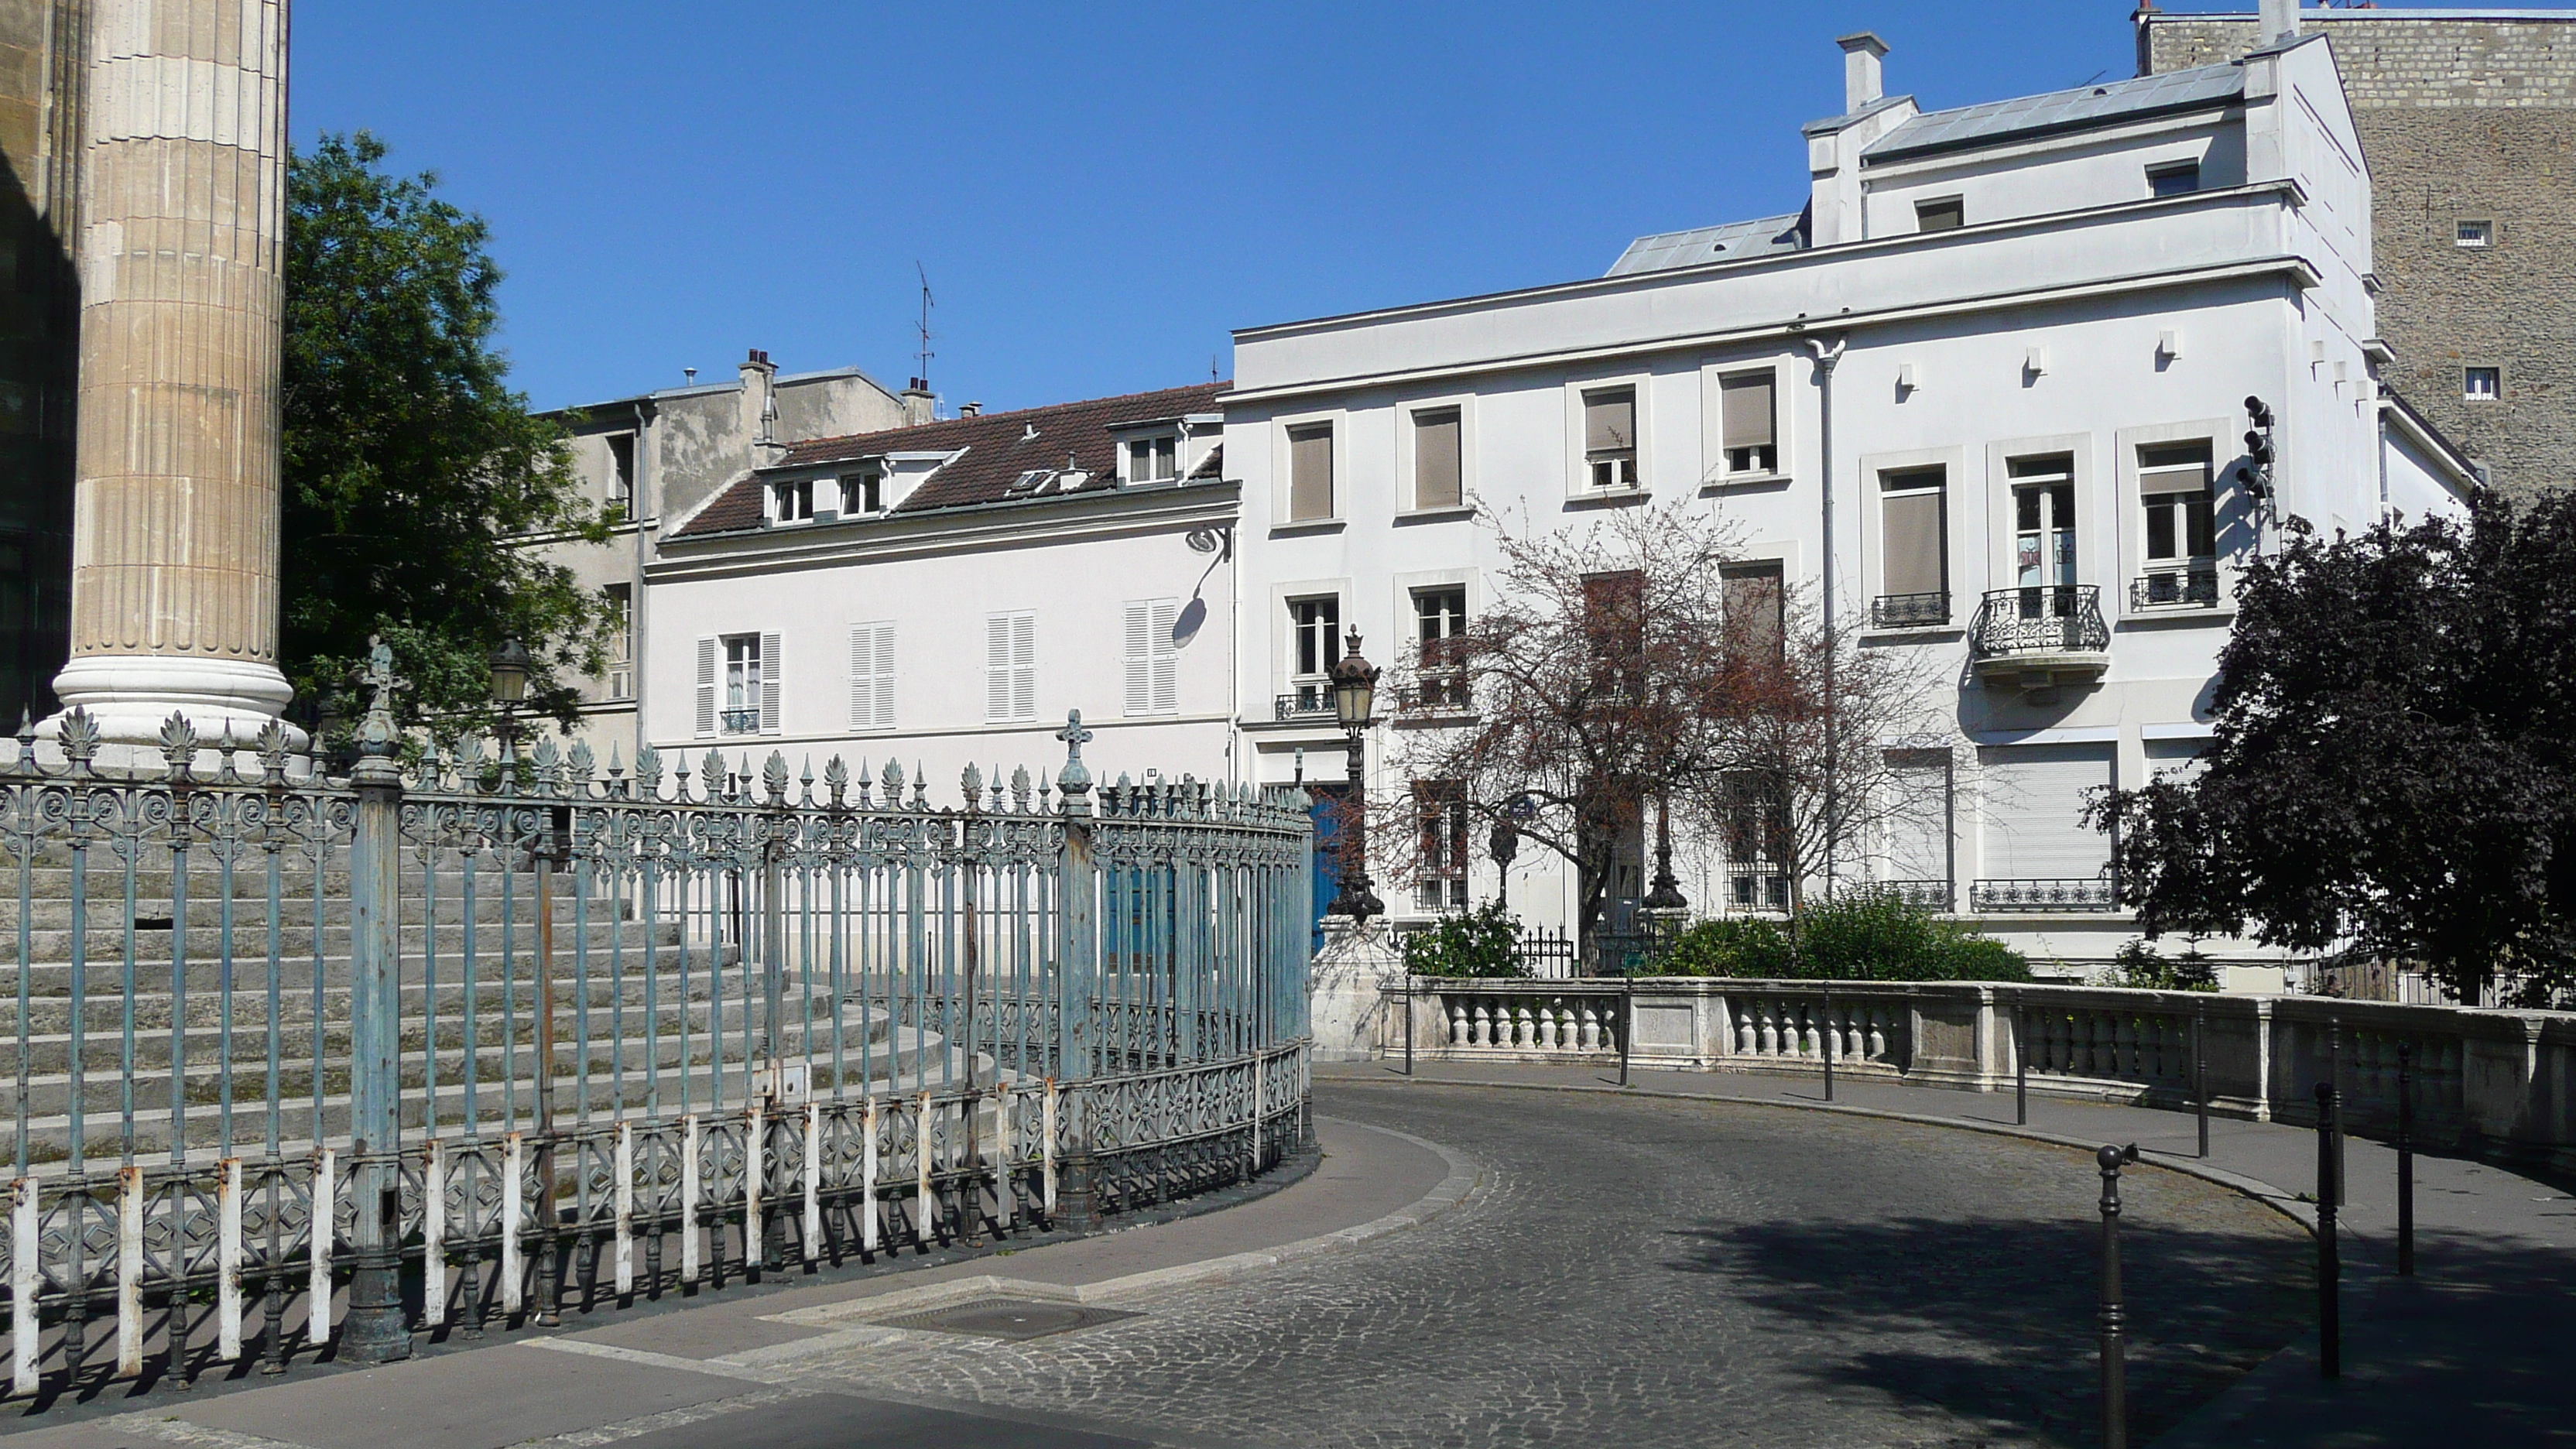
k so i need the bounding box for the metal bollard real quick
[2098,1142,2141,1449]
[1619,978,1632,1088]
[2316,1079,2341,1379]
[1403,973,1413,1077]
[1822,986,1836,1103]
[2396,1040,2414,1277]
[2014,997,2028,1127]
[2193,1005,2209,1160]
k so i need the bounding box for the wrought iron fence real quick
[1968,585,2111,659]
[1869,591,1951,629]
[1970,876,2120,913]
[2129,567,2219,610]
[1,649,1312,1399]
[1273,691,1334,723]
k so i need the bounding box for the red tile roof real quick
[670,381,1230,539]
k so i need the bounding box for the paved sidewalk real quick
[0,1116,1465,1449]
[1320,1058,2576,1448]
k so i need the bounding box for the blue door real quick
[1307,783,1347,953]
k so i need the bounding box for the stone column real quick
[47,0,299,746]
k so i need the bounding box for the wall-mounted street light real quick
[1327,628,1383,921]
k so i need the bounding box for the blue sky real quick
[292,2,2513,413]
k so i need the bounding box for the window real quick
[1720,769,1790,911]
[605,584,634,701]
[1882,753,1953,908]
[1286,423,1334,520]
[846,470,883,514]
[985,611,1036,722]
[1287,596,1341,714]
[2009,454,2078,617]
[1718,372,1776,476]
[848,622,895,731]
[1915,197,1963,232]
[1125,598,1179,716]
[1581,385,1639,491]
[1584,570,1646,697]
[1412,407,1463,510]
[1874,468,1948,628]
[2466,367,2502,401]
[1413,587,1468,710]
[2148,162,2200,197]
[1721,562,1784,662]
[607,433,636,515]
[770,478,815,524]
[2457,220,2493,248]
[1126,434,1177,484]
[2137,442,2216,607]
[696,632,776,738]
[1414,780,1470,913]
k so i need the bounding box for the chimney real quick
[2259,0,2300,43]
[899,377,937,426]
[958,401,982,417]
[738,348,778,447]
[1838,33,1889,114]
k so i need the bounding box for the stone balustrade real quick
[1386,978,2576,1174]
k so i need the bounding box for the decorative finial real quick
[356,635,408,764]
[1056,709,1095,812]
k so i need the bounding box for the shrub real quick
[1661,916,1793,978]
[1650,889,2031,983]
[2103,940,2218,992]
[1399,899,1529,978]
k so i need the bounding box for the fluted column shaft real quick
[50,0,294,745]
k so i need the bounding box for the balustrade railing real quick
[1,662,1314,1399]
[1968,584,2111,659]
[1971,876,2119,913]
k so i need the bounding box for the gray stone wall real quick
[2144,14,2576,497]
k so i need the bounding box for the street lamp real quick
[1327,628,1383,920]
[488,638,531,760]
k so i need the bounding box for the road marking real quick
[505,1385,811,1447]
[101,1414,315,1449]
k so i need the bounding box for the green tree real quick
[283,132,612,736]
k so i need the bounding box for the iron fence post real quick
[2316,1078,2340,1379]
[2098,1142,2139,1449]
[341,647,411,1364]
[2396,1040,2414,1277]
[1054,716,1100,1229]
[756,782,787,1276]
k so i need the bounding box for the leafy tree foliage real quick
[283,132,612,736]
[1658,890,2028,981]
[2094,498,2576,1004]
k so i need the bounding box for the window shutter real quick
[759,631,783,734]
[1011,612,1036,721]
[871,624,896,730]
[1584,389,1634,452]
[1151,598,1179,714]
[987,615,1013,721]
[850,624,899,731]
[1884,758,1951,883]
[1125,602,1152,716]
[1881,488,1947,598]
[694,637,718,738]
[1721,374,1775,450]
[1414,409,1462,509]
[1982,748,2113,879]
[1287,424,1333,520]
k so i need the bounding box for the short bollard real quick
[2316,1079,2341,1379]
[2396,1040,2414,1277]
[2098,1142,2142,1449]
[1618,978,1632,1088]
[2014,997,2029,1127]
[1822,986,1836,1103]
[2192,1005,2210,1160]
[1403,973,1414,1077]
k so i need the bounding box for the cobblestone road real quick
[789,1082,2313,1448]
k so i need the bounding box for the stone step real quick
[4,915,674,966]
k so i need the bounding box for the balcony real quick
[2129,566,2220,611]
[1397,673,1472,715]
[1274,689,1334,722]
[718,707,761,735]
[1968,585,2110,697]
[1870,591,1951,630]
[1970,876,2119,913]
[1880,879,1954,911]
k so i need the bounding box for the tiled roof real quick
[670,381,1230,540]
[1606,212,1808,278]
[1865,62,2246,164]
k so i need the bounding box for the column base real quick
[43,654,306,752]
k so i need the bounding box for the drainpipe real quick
[1803,333,1848,899]
[632,397,656,765]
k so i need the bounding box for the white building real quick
[643,384,1240,793]
[1221,25,2475,979]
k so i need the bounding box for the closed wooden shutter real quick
[1414,409,1462,509]
[1981,748,2112,879]
[1288,424,1334,520]
[987,615,1013,721]
[988,612,1035,721]
[1149,599,1177,713]
[1720,374,1774,450]
[694,637,718,738]
[850,623,894,731]
[759,631,783,735]
[1125,603,1153,716]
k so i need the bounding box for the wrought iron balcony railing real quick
[2129,566,2220,610]
[1398,673,1472,714]
[1970,876,2120,913]
[1880,879,1954,910]
[1968,585,2111,659]
[1870,591,1951,629]
[1274,689,1334,722]
[718,707,761,735]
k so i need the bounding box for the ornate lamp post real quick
[488,639,531,760]
[1326,628,1383,920]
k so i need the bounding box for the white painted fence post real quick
[11,1176,38,1397]
[802,1102,820,1266]
[680,1116,702,1284]
[614,1124,635,1297]
[499,1135,523,1318]
[916,1091,933,1242]
[116,1165,142,1378]
[309,1149,334,1347]
[421,1142,445,1330]
[1043,1079,1059,1217]
[861,1098,879,1254]
[218,1159,244,1360]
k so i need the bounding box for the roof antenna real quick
[914,262,936,391]
[1210,354,1221,384]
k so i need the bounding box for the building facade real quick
[1224,27,2472,981]
[533,351,905,761]
[2142,4,2576,495]
[643,383,1239,793]
[0,0,82,729]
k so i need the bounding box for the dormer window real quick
[846,470,883,513]
[1915,197,1964,232]
[770,478,816,524]
[2149,162,2200,197]
[1125,434,1178,484]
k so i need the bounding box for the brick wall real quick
[2143,13,2576,498]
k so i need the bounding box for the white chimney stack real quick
[1838,33,1889,113]
[2259,0,2300,43]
